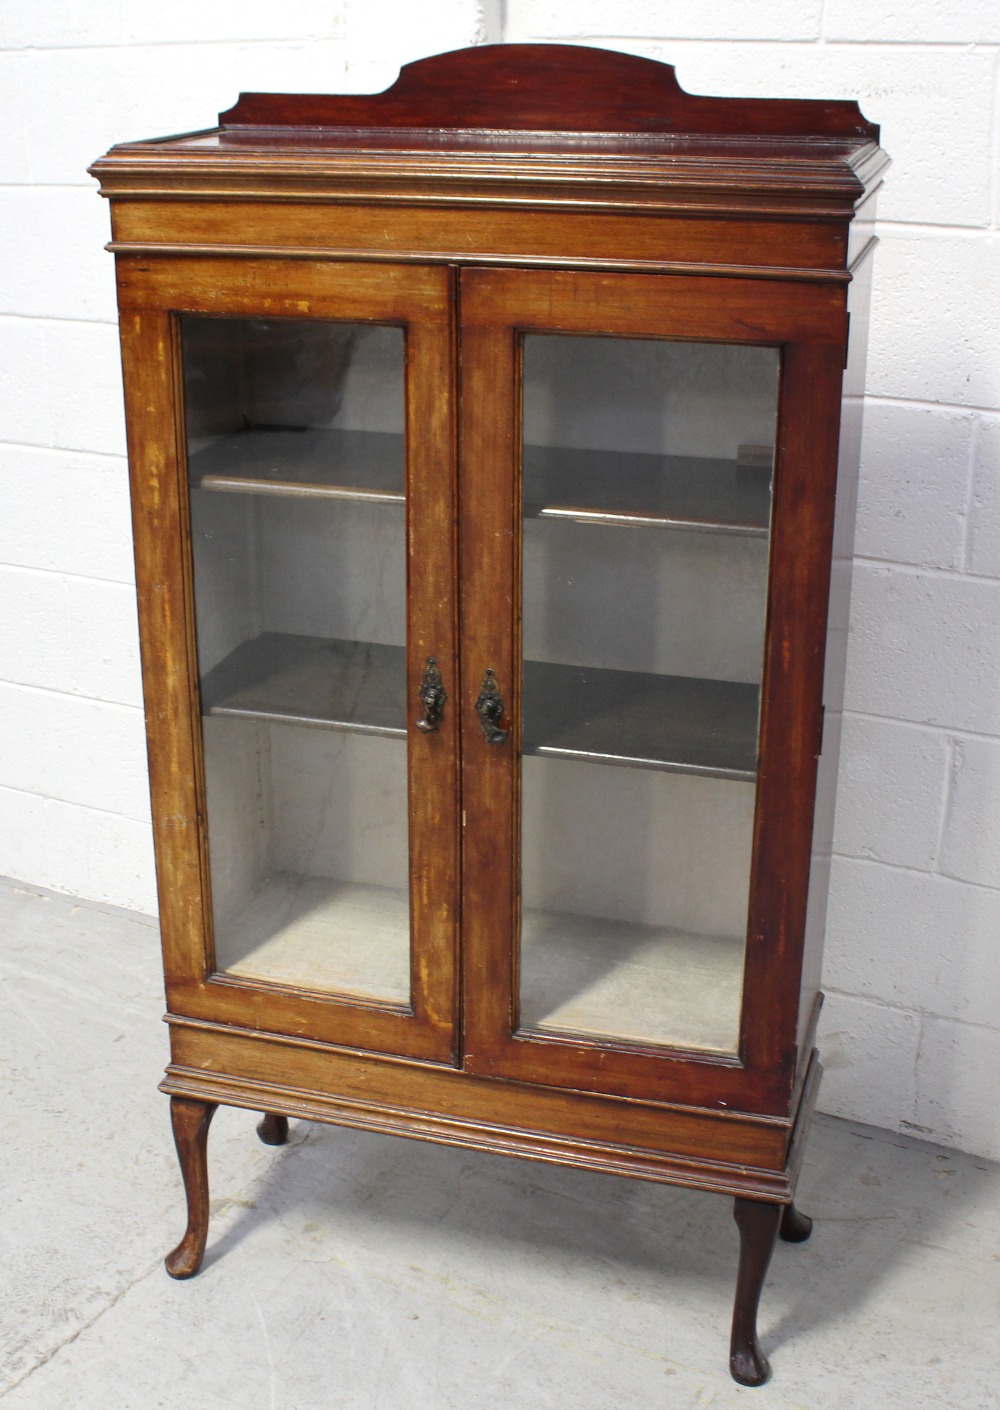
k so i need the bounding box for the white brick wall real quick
[2,1,998,1159]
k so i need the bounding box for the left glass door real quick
[184,314,413,1003]
[118,260,458,1061]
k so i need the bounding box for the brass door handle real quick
[475,668,508,745]
[416,657,447,733]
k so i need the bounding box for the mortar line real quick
[959,417,983,573]
[0,440,126,461]
[840,710,1000,747]
[990,47,1000,229]
[859,395,998,417]
[851,554,999,580]
[932,735,959,875]
[831,846,1000,896]
[0,36,340,55]
[876,221,996,236]
[0,677,141,712]
[521,35,1000,50]
[0,559,133,588]
[824,986,1000,1037]
[0,779,148,826]
[0,310,118,327]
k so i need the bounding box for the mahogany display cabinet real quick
[91,44,887,1385]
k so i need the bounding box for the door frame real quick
[457,265,848,1114]
[117,256,461,1062]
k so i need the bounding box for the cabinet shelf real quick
[201,632,759,781]
[201,633,407,736]
[190,427,770,535]
[525,659,758,780]
[524,443,771,536]
[189,427,406,502]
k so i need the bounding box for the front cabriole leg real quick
[730,1197,781,1386]
[165,1097,217,1279]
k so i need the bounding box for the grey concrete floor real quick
[1,877,997,1410]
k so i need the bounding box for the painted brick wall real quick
[503,3,1000,1160]
[1,1,998,1159]
[0,0,497,913]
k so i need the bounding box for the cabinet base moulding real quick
[160,1038,821,1202]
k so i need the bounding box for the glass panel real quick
[182,316,411,1005]
[518,334,779,1053]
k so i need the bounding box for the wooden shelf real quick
[189,426,405,502]
[524,660,758,781]
[524,443,771,536]
[201,632,759,780]
[201,634,408,736]
[189,426,770,534]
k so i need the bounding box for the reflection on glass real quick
[518,334,779,1053]
[183,316,411,1004]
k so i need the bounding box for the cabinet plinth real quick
[92,42,886,1386]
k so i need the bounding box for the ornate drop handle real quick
[475,668,508,745]
[416,657,447,733]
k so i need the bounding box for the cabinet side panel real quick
[118,307,209,988]
[798,246,876,1055]
[742,337,847,1091]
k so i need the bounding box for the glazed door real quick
[459,266,846,1111]
[118,259,459,1061]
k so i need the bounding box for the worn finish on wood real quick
[731,1197,781,1385]
[165,1097,217,1279]
[121,258,458,1062]
[95,43,885,1384]
[256,1112,289,1146]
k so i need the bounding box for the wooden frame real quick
[118,258,460,1062]
[93,43,887,1386]
[459,267,846,1113]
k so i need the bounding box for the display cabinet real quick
[91,44,887,1385]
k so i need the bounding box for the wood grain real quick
[107,201,854,273]
[219,45,878,140]
[98,45,885,1378]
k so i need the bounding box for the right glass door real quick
[518,331,778,1056]
[458,265,842,1109]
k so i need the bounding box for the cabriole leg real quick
[256,1112,289,1146]
[779,1200,813,1243]
[730,1197,781,1386]
[165,1097,217,1280]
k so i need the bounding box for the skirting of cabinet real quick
[161,1019,821,1200]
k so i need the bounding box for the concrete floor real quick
[1,877,997,1410]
